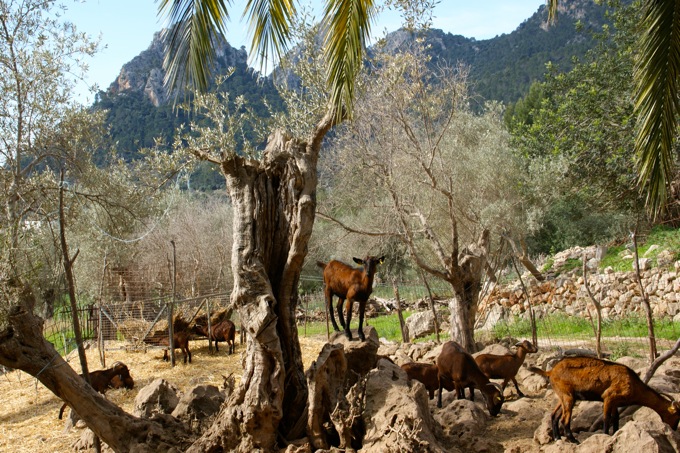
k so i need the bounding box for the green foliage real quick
[298,312,410,342]
[511,1,646,255]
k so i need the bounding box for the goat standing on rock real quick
[316,255,384,341]
[475,340,538,398]
[529,356,680,443]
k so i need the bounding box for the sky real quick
[65,0,547,105]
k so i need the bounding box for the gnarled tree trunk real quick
[447,229,490,352]
[188,116,333,451]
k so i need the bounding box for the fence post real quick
[207,298,213,353]
[393,278,409,343]
[168,240,177,367]
[97,254,108,367]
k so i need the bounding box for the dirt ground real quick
[0,335,559,453]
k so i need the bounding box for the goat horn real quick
[660,392,675,403]
[486,382,503,392]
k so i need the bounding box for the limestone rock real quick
[133,378,180,418]
[171,384,224,431]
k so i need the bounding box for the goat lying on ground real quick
[529,356,680,443]
[436,341,504,416]
[58,361,134,419]
[316,255,385,341]
[474,340,538,398]
[191,311,236,354]
[401,362,454,400]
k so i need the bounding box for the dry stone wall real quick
[478,245,680,330]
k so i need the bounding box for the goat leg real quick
[326,293,341,332]
[561,402,579,444]
[511,377,524,397]
[336,298,346,330]
[343,300,353,340]
[357,301,366,341]
[551,404,562,441]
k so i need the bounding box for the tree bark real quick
[447,229,490,352]
[188,116,333,451]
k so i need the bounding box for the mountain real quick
[93,0,612,188]
[93,32,283,166]
[381,0,609,105]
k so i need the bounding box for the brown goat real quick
[145,316,192,363]
[58,361,134,419]
[474,340,538,398]
[191,312,236,354]
[529,356,680,443]
[436,341,504,416]
[316,255,385,341]
[401,362,454,400]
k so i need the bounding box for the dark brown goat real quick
[58,361,134,419]
[529,356,680,443]
[401,362,454,400]
[316,255,385,341]
[145,316,192,364]
[191,312,236,354]
[474,340,538,397]
[436,341,504,416]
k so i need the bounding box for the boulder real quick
[133,378,180,418]
[171,384,224,431]
[431,398,503,451]
[305,342,348,450]
[405,310,438,339]
[330,326,379,387]
[361,359,454,452]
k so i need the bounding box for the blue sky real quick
[65,0,546,105]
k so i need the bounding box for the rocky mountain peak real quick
[107,31,248,107]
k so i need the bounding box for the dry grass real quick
[0,336,327,453]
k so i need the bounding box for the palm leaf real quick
[322,0,377,119]
[243,0,295,72]
[159,0,231,94]
[634,0,680,216]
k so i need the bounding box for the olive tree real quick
[318,44,525,351]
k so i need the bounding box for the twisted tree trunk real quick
[188,116,333,451]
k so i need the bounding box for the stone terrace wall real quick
[477,245,680,330]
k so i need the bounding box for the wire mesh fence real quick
[43,267,680,360]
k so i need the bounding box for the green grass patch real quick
[599,225,680,271]
[298,311,412,342]
[491,313,680,342]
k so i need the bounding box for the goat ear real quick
[353,257,363,265]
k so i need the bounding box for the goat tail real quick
[528,366,550,378]
[58,403,67,420]
[316,261,326,269]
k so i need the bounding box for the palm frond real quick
[159,0,231,95]
[547,0,558,24]
[634,0,680,216]
[323,0,377,120]
[243,0,295,72]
